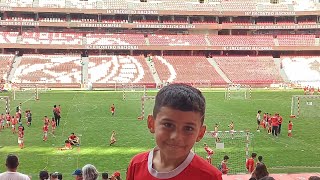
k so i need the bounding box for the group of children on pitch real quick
[303,86,320,95]
[257,110,293,137]
[0,103,30,149]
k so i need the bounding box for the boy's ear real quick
[196,124,206,142]
[147,115,155,133]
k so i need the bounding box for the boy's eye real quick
[163,123,173,128]
[184,126,194,131]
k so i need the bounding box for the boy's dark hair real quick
[65,140,69,143]
[101,172,108,179]
[260,176,275,180]
[223,155,229,160]
[252,153,257,158]
[258,156,263,162]
[153,84,206,124]
[6,154,19,169]
[309,176,320,180]
[39,170,49,180]
[258,110,262,113]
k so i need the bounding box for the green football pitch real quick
[0,90,320,178]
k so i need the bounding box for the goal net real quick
[291,95,320,118]
[139,96,155,120]
[122,84,146,100]
[225,84,251,100]
[193,131,254,174]
[12,84,38,101]
[0,96,10,114]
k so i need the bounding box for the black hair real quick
[153,84,206,124]
[39,170,49,180]
[6,154,19,169]
[65,140,69,143]
[252,152,257,158]
[253,164,269,180]
[309,176,320,180]
[258,110,262,113]
[258,156,263,162]
[223,155,229,160]
[102,172,108,179]
[260,177,275,180]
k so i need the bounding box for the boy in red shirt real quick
[44,116,49,124]
[277,113,283,135]
[271,114,279,137]
[246,152,257,173]
[126,84,222,180]
[0,113,5,131]
[11,116,17,134]
[221,155,229,175]
[51,118,56,135]
[43,123,49,141]
[110,104,115,116]
[6,112,11,128]
[204,143,214,164]
[18,126,24,149]
[288,121,293,137]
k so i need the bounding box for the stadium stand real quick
[282,56,320,87]
[0,54,14,80]
[0,32,19,44]
[21,32,83,45]
[148,34,207,46]
[214,56,283,84]
[208,35,274,46]
[277,35,316,46]
[88,55,154,84]
[4,0,33,7]
[86,34,146,45]
[158,56,226,84]
[13,54,82,84]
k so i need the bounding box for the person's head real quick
[204,143,208,147]
[253,164,269,179]
[258,156,263,162]
[52,118,55,121]
[82,164,98,180]
[223,155,229,162]
[45,116,47,118]
[258,110,262,114]
[39,170,49,180]
[6,154,19,171]
[44,123,48,126]
[113,171,121,180]
[309,176,320,180]
[65,140,70,143]
[289,120,291,123]
[147,84,206,161]
[54,105,56,108]
[252,152,257,158]
[50,172,59,180]
[72,169,83,180]
[71,133,75,135]
[101,172,108,180]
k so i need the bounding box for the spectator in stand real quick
[0,154,30,180]
[251,164,269,180]
[82,164,98,180]
[246,152,257,174]
[39,170,49,180]
[72,169,83,180]
[101,172,109,180]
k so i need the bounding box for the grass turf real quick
[0,90,320,178]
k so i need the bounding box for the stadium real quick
[0,0,320,179]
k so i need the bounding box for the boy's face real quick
[148,107,206,160]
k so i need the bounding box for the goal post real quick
[139,95,155,120]
[225,84,252,100]
[0,96,10,113]
[122,84,146,100]
[291,95,320,118]
[193,130,254,174]
[12,84,39,101]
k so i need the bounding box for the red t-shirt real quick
[65,142,72,149]
[69,135,77,140]
[18,130,24,138]
[127,149,222,180]
[111,106,115,111]
[271,116,279,126]
[288,123,293,130]
[278,116,283,124]
[6,114,11,121]
[43,125,48,132]
[221,161,228,174]
[51,121,56,128]
[15,113,20,119]
[204,147,214,155]
[44,118,49,124]
[11,118,17,125]
[246,158,255,173]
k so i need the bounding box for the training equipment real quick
[0,96,10,113]
[122,84,146,100]
[291,95,320,118]
[140,96,155,120]
[194,130,254,174]
[225,84,252,100]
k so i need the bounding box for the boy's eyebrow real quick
[161,118,198,126]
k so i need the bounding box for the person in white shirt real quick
[0,154,30,180]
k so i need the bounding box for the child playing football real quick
[204,143,214,164]
[110,130,116,146]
